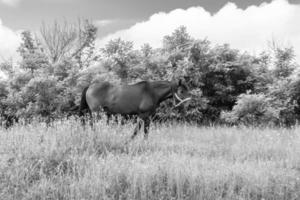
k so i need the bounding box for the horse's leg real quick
[96,111,101,121]
[121,115,131,125]
[89,111,94,129]
[80,113,86,127]
[140,111,155,139]
[45,115,51,128]
[131,119,143,139]
[106,113,111,125]
[114,115,119,124]
[143,117,151,139]
[80,109,91,128]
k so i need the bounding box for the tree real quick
[39,19,98,67]
[18,31,38,57]
[163,26,193,52]
[17,31,49,74]
[72,19,98,69]
[2,24,300,126]
[0,61,14,78]
[101,38,135,83]
[273,47,296,79]
[268,40,296,79]
[184,42,257,122]
[141,43,153,58]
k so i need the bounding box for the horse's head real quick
[172,79,191,107]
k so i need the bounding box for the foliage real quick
[1,23,300,126]
[39,19,98,67]
[101,38,137,83]
[221,93,279,126]
[163,26,193,52]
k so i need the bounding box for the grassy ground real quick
[0,119,300,200]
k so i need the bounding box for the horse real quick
[79,79,191,139]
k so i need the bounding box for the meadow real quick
[0,119,300,200]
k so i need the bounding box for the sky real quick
[0,0,300,62]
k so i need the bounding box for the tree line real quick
[0,20,299,127]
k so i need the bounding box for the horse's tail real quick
[79,86,90,117]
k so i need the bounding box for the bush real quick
[221,93,279,126]
[1,24,300,127]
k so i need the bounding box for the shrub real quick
[221,93,279,126]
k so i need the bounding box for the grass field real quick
[0,119,300,200]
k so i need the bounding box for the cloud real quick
[94,19,116,27]
[0,18,21,62]
[0,0,20,7]
[98,0,300,61]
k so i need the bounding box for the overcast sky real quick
[1,0,300,61]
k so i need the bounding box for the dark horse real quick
[79,80,191,139]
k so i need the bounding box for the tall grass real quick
[0,118,300,200]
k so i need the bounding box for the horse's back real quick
[86,81,154,114]
[112,83,153,114]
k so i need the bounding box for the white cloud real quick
[0,18,21,62]
[98,0,300,61]
[0,0,20,7]
[94,19,116,27]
